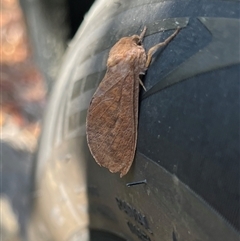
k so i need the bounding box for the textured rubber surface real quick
[32,0,240,240]
[90,230,126,241]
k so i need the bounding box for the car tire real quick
[29,0,240,240]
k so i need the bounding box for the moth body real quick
[86,27,180,177]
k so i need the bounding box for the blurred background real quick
[0,0,94,240]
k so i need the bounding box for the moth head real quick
[131,35,142,46]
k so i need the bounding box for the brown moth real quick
[86,26,180,177]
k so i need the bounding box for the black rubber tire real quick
[29,0,240,240]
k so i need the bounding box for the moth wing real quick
[86,67,139,177]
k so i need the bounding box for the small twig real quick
[126,179,147,187]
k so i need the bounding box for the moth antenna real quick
[139,26,147,42]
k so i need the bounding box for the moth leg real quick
[146,27,181,68]
[139,78,146,91]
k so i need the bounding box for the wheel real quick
[28,0,240,240]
